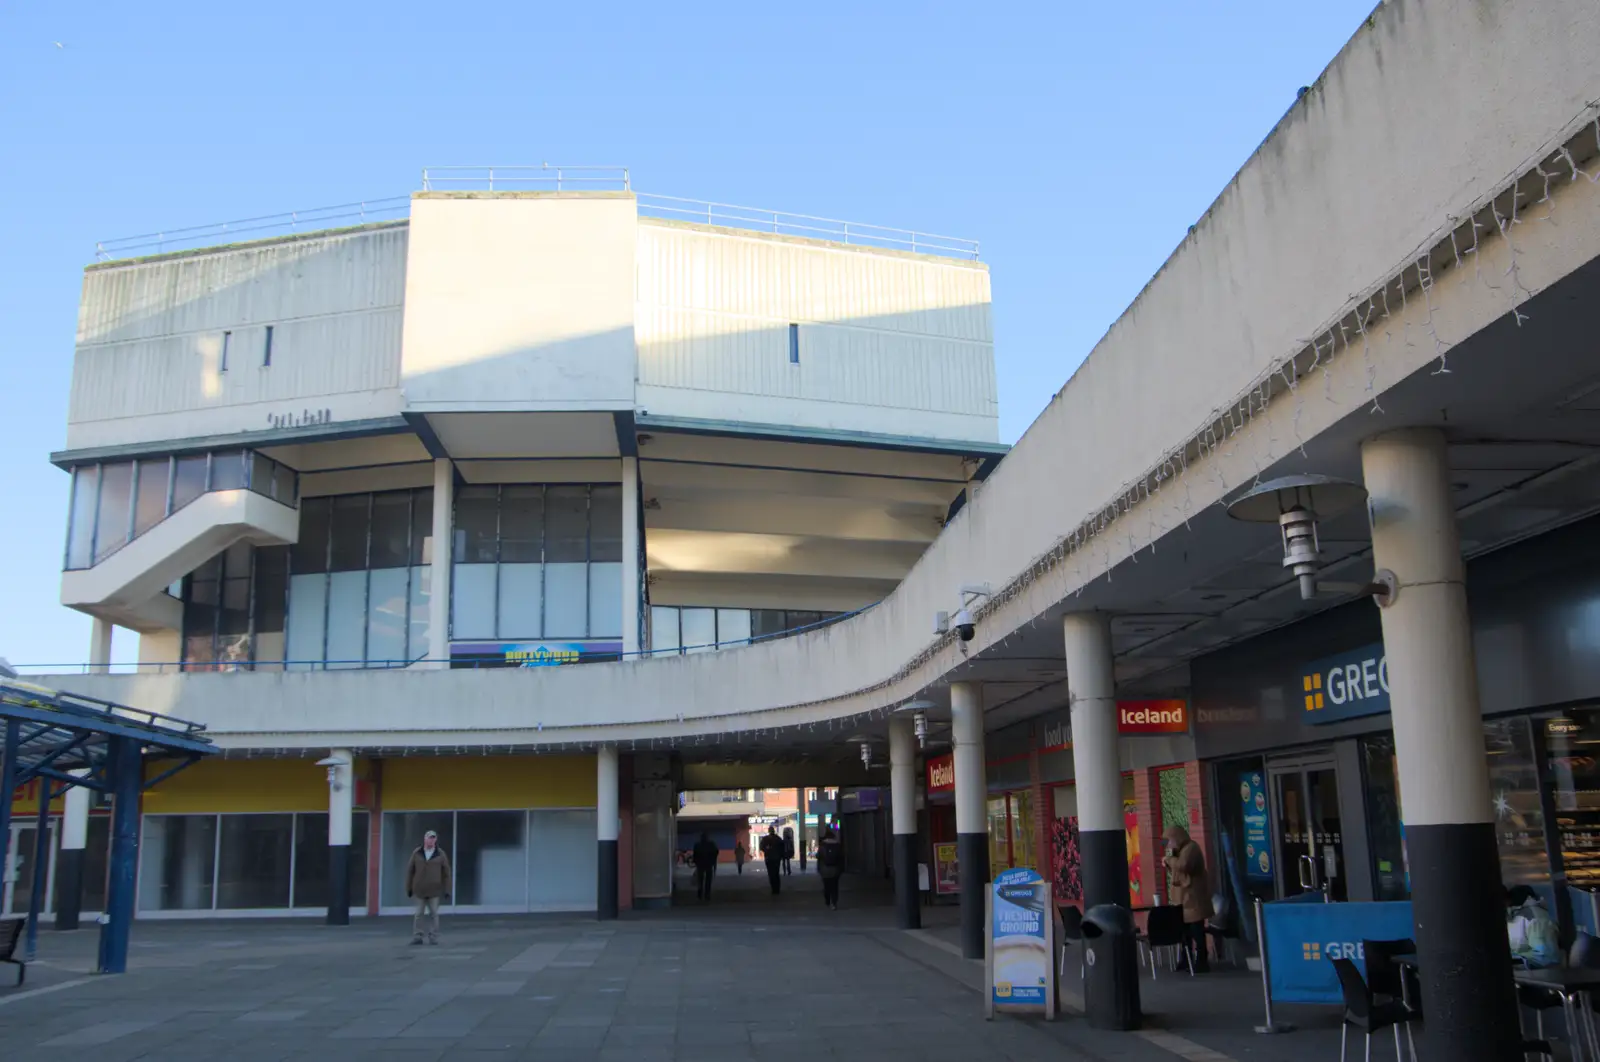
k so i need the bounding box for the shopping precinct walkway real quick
[0,888,1365,1062]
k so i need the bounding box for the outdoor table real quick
[1393,956,1600,1061]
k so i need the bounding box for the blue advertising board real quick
[1299,642,1389,724]
[1240,770,1273,882]
[1262,900,1415,1004]
[990,868,1050,1008]
[450,640,624,668]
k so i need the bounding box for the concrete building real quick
[18,2,1600,1055]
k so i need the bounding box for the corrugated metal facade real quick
[70,224,408,438]
[634,220,996,429]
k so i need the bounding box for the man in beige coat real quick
[1162,825,1213,972]
[405,830,452,945]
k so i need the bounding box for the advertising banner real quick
[1117,699,1189,734]
[927,755,955,795]
[987,868,1054,1018]
[1262,900,1415,1004]
[934,843,960,895]
[1240,770,1273,882]
[1299,642,1389,724]
[450,640,623,668]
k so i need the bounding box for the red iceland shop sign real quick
[927,754,955,794]
[1117,699,1188,734]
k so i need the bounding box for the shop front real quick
[1194,514,1600,934]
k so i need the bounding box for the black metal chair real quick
[1137,905,1191,979]
[1332,956,1416,1061]
[1057,904,1084,979]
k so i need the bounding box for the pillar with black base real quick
[1065,610,1141,1029]
[325,749,354,927]
[97,734,141,975]
[597,745,619,920]
[1363,428,1520,1062]
[55,769,90,931]
[951,680,988,959]
[890,714,921,930]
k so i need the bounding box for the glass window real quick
[94,461,133,562]
[499,486,544,563]
[452,564,497,639]
[250,452,274,497]
[528,809,597,910]
[987,796,1011,872]
[456,811,527,906]
[329,495,370,571]
[411,490,434,565]
[294,497,331,574]
[498,564,543,638]
[381,812,455,908]
[454,487,499,564]
[1485,716,1546,886]
[368,492,411,569]
[134,458,171,536]
[716,609,751,648]
[286,573,328,670]
[292,811,370,909]
[66,466,98,569]
[680,608,715,654]
[590,485,623,563]
[408,566,432,662]
[139,814,217,911]
[751,609,787,640]
[650,606,680,654]
[210,451,247,492]
[172,454,208,511]
[1010,790,1036,873]
[788,611,822,633]
[217,814,293,909]
[273,462,297,507]
[254,547,289,636]
[367,568,409,666]
[325,570,368,668]
[544,563,587,637]
[589,563,622,638]
[183,558,220,669]
[545,486,589,563]
[214,542,252,669]
[1360,738,1409,901]
[53,816,111,915]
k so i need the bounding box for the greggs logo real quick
[927,755,955,793]
[1117,699,1188,734]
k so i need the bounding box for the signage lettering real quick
[266,408,335,430]
[449,640,623,669]
[1117,699,1188,734]
[1301,642,1389,724]
[927,755,955,793]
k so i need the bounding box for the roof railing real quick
[635,193,980,259]
[420,165,631,192]
[93,196,411,261]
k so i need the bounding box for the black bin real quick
[1081,903,1142,1030]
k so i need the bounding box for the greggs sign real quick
[1118,699,1188,734]
[927,754,955,794]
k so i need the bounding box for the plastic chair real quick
[1057,905,1084,979]
[1332,956,1416,1061]
[1363,939,1419,1012]
[1137,905,1191,980]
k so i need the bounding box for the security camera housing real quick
[952,607,975,642]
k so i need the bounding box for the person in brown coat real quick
[1162,825,1213,972]
[405,830,452,945]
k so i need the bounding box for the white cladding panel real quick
[68,225,408,450]
[400,194,637,411]
[635,221,997,442]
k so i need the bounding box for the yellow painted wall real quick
[142,757,333,815]
[381,756,595,811]
[10,779,63,816]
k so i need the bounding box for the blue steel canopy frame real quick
[0,678,215,973]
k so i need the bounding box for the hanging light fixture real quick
[1225,474,1368,600]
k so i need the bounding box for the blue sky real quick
[0,1,1377,667]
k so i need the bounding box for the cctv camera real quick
[952,607,975,642]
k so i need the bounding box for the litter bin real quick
[1081,903,1142,1030]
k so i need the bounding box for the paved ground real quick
[0,868,1563,1061]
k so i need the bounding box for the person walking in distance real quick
[734,840,747,875]
[760,825,785,895]
[1162,825,1213,972]
[405,830,452,945]
[782,827,795,875]
[692,831,720,902]
[817,827,844,910]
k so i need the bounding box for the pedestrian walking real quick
[759,825,784,895]
[692,831,720,901]
[405,829,451,945]
[734,840,747,875]
[817,827,844,909]
[1162,825,1212,972]
[782,827,795,875]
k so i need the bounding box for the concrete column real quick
[951,680,988,958]
[428,458,454,668]
[1362,428,1519,1061]
[89,618,113,674]
[890,714,920,929]
[96,735,141,974]
[621,456,641,657]
[597,746,620,920]
[325,749,354,926]
[797,785,808,872]
[1063,612,1128,911]
[55,769,91,931]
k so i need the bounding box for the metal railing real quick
[93,197,411,260]
[420,165,631,192]
[636,193,980,260]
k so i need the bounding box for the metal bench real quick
[0,918,24,986]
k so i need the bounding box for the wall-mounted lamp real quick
[316,755,351,792]
[860,742,873,769]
